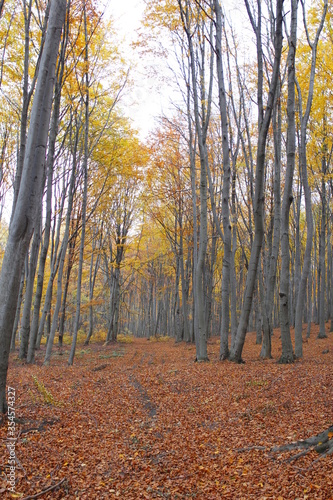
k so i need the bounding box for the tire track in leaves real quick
[129,375,157,420]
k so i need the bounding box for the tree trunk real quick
[68,2,90,365]
[18,219,41,359]
[294,0,327,357]
[179,1,213,360]
[279,0,298,364]
[10,268,25,351]
[214,0,232,360]
[229,0,283,362]
[261,85,281,359]
[306,262,313,338]
[318,164,327,338]
[84,230,101,345]
[179,223,190,342]
[44,116,78,366]
[0,0,66,412]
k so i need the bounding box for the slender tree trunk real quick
[84,235,101,345]
[307,262,313,338]
[293,177,302,326]
[0,0,66,412]
[180,224,190,342]
[175,255,182,342]
[18,219,41,359]
[261,85,281,358]
[229,0,283,362]
[294,0,327,357]
[12,0,50,215]
[58,249,72,346]
[179,2,213,361]
[68,2,90,365]
[279,0,298,364]
[230,165,238,343]
[44,119,78,366]
[214,0,232,359]
[12,0,34,215]
[318,168,327,338]
[10,268,25,351]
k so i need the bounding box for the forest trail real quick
[1,327,332,499]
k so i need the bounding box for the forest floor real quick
[0,325,332,499]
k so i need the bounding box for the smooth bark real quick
[294,0,327,357]
[0,0,66,412]
[279,0,298,363]
[229,0,283,362]
[214,0,232,360]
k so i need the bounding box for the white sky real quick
[103,0,170,139]
[102,0,253,140]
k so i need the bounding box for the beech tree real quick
[279,0,298,364]
[0,0,67,413]
[294,0,327,357]
[178,0,214,361]
[229,0,283,362]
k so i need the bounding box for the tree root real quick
[237,425,333,465]
[271,425,333,457]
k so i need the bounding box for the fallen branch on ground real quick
[21,478,66,500]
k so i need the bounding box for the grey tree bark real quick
[0,0,66,412]
[261,82,282,359]
[35,200,65,350]
[229,0,283,362]
[279,0,298,364]
[27,3,69,363]
[179,211,190,342]
[306,262,313,338]
[58,222,78,347]
[43,115,78,366]
[18,218,41,359]
[12,0,50,216]
[213,0,232,360]
[318,160,327,339]
[84,223,102,345]
[10,268,25,351]
[178,0,213,361]
[69,3,89,364]
[294,0,327,357]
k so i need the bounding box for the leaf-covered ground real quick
[1,326,332,499]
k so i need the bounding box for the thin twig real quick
[236,445,266,452]
[21,478,66,500]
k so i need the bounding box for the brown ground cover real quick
[1,325,332,499]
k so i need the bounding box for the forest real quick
[0,0,332,498]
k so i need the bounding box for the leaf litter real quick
[0,327,332,499]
